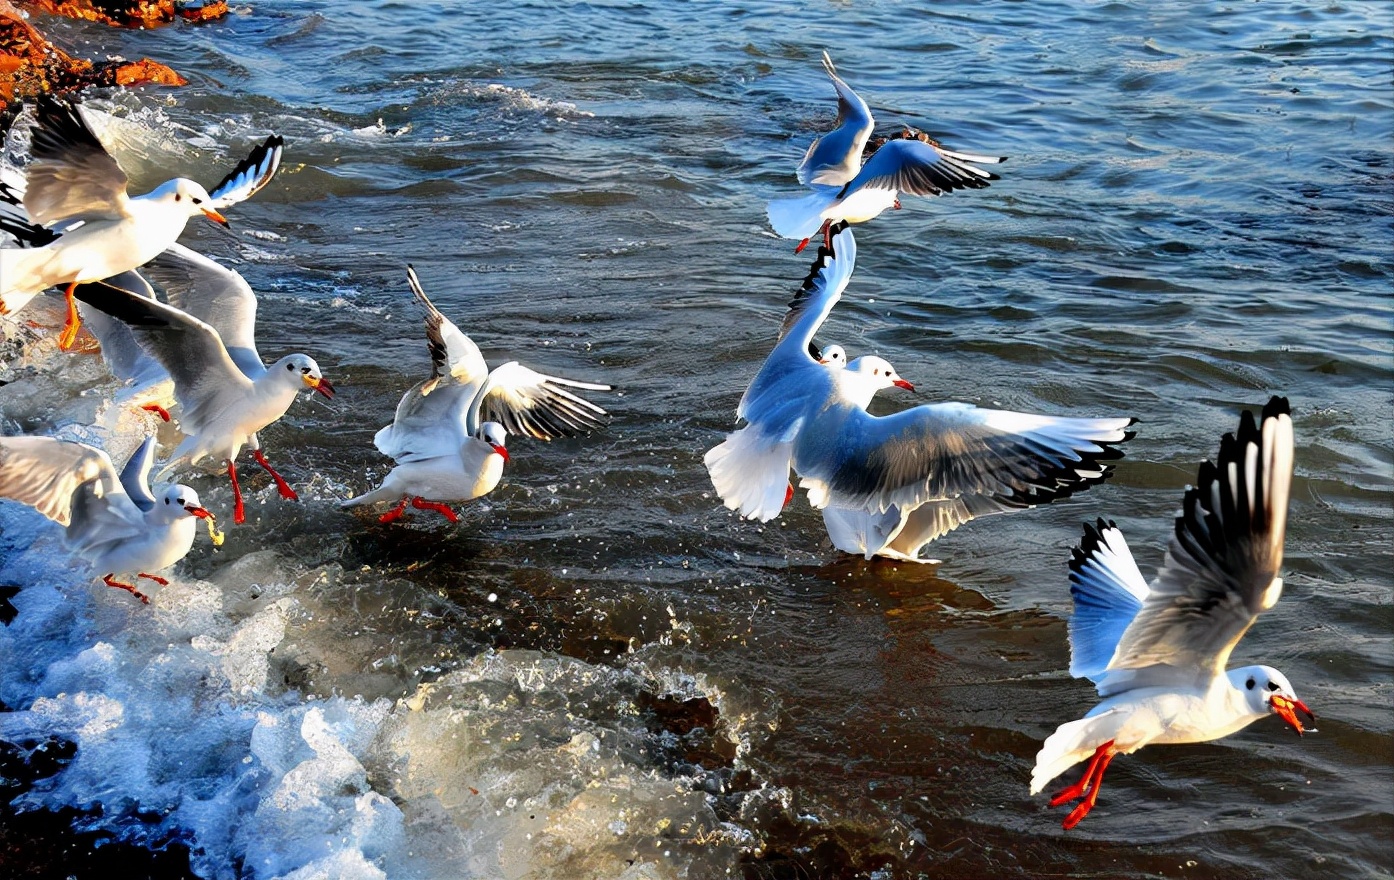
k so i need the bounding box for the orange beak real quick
[1271,694,1316,735]
[202,208,230,228]
[893,378,915,391]
[303,375,335,399]
[184,504,212,519]
[491,443,510,462]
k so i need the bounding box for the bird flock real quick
[0,52,1314,831]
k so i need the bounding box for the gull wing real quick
[144,244,264,379]
[470,361,611,440]
[796,52,875,187]
[799,403,1134,514]
[1100,398,1294,695]
[79,272,171,391]
[71,284,255,437]
[1067,519,1150,685]
[405,265,490,391]
[374,380,473,463]
[206,135,284,209]
[846,137,1001,199]
[118,436,159,513]
[776,222,855,350]
[24,96,131,225]
[0,181,59,246]
[0,436,128,527]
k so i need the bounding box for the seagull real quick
[343,266,611,523]
[0,434,218,604]
[1031,397,1311,829]
[71,246,334,525]
[0,95,282,349]
[767,51,1006,253]
[704,223,1134,536]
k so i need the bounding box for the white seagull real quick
[1031,396,1312,829]
[0,96,281,349]
[704,224,1133,537]
[343,266,611,523]
[72,247,334,524]
[767,51,1006,253]
[0,434,218,604]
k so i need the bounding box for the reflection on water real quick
[2,0,1392,877]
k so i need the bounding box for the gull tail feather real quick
[1031,710,1124,795]
[342,482,400,509]
[703,426,792,523]
[766,188,839,240]
[0,246,53,310]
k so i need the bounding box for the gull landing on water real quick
[0,435,218,604]
[343,266,612,524]
[705,224,1133,557]
[0,96,282,350]
[1031,397,1311,829]
[768,50,1006,253]
[73,247,334,525]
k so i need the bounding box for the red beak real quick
[1271,694,1316,735]
[492,443,510,462]
[184,505,212,519]
[304,375,335,399]
[202,208,230,228]
[893,378,915,391]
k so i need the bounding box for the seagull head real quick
[157,179,229,227]
[278,354,335,399]
[847,356,913,392]
[477,422,510,462]
[1232,665,1315,735]
[162,484,213,521]
[817,344,847,367]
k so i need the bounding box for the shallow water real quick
[1,1,1392,878]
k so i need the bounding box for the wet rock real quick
[0,0,186,118]
[20,0,227,29]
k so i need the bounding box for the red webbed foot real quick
[411,497,459,523]
[378,499,409,524]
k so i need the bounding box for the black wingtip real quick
[1069,518,1120,576]
[1261,396,1291,422]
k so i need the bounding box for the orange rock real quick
[1,0,186,108]
[20,0,227,28]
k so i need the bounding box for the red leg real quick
[141,403,172,422]
[820,219,833,251]
[228,459,246,525]
[411,497,459,523]
[783,483,794,508]
[793,236,812,254]
[137,573,170,586]
[252,449,299,501]
[103,574,149,604]
[893,199,902,210]
[57,282,81,351]
[378,498,409,523]
[1062,747,1117,829]
[1050,739,1115,807]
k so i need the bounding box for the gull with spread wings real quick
[0,96,281,349]
[0,435,218,604]
[767,51,1006,253]
[72,246,334,524]
[344,266,611,523]
[1031,397,1312,829]
[705,224,1133,550]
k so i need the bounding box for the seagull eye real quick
[174,193,182,202]
[1245,677,1256,690]
[286,363,295,371]
[165,497,171,505]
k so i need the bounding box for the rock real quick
[20,0,227,29]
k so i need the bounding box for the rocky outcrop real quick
[1,0,186,120]
[21,0,226,29]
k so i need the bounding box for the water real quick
[1,1,1391,877]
